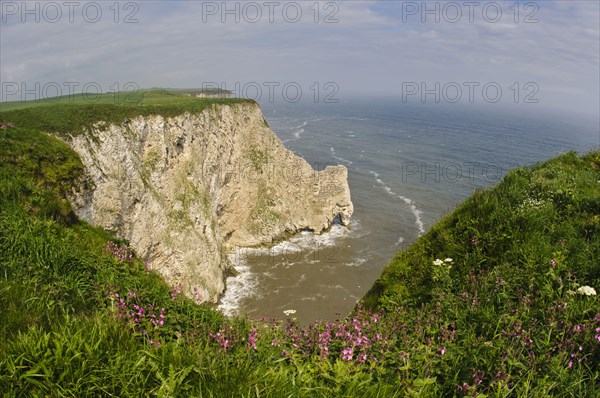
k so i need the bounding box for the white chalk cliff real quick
[65,102,353,302]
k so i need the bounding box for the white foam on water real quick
[369,170,426,236]
[279,119,308,143]
[347,257,367,267]
[283,128,305,142]
[330,146,353,165]
[300,293,327,302]
[217,260,258,317]
[278,116,364,145]
[344,117,368,121]
[218,220,360,317]
[253,223,353,257]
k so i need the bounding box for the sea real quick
[218,98,599,324]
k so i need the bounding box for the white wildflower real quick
[283,309,296,316]
[444,258,453,263]
[433,259,444,266]
[519,196,548,211]
[576,286,597,296]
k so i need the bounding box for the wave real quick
[249,223,353,257]
[330,147,353,166]
[369,171,425,236]
[347,257,367,267]
[217,261,258,317]
[278,115,366,144]
[293,128,304,139]
[282,128,304,143]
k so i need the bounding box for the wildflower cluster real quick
[170,283,183,301]
[262,305,393,364]
[562,315,600,370]
[247,328,258,351]
[208,324,245,351]
[518,196,549,211]
[210,330,232,350]
[103,241,135,262]
[109,290,166,346]
[500,319,534,348]
[193,286,203,303]
[199,306,397,364]
[432,257,454,289]
[576,285,597,296]
[457,370,485,395]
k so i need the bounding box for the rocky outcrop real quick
[65,102,353,302]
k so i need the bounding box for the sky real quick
[1,0,599,118]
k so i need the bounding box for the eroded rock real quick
[65,102,353,302]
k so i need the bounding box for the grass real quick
[0,88,253,137]
[1,94,599,396]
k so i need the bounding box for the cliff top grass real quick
[1,93,599,396]
[0,88,253,137]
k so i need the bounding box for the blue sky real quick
[1,0,599,117]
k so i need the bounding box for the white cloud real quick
[0,0,598,116]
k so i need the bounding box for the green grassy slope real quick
[362,151,600,310]
[0,95,598,396]
[0,87,236,112]
[0,89,252,136]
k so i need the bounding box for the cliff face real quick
[66,102,353,302]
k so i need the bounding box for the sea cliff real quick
[65,102,353,302]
